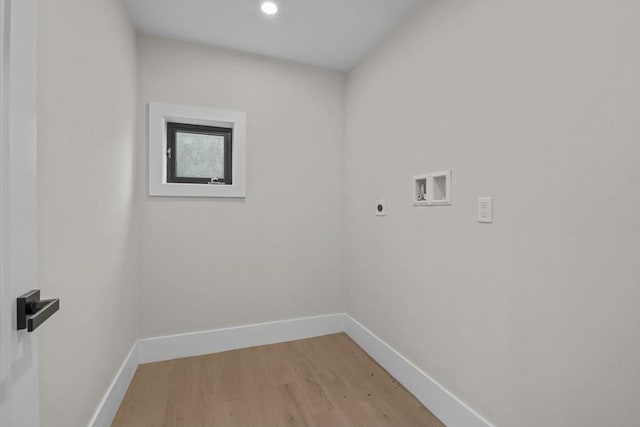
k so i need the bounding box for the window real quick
[148,102,246,198]
[166,122,232,185]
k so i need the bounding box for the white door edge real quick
[0,0,40,426]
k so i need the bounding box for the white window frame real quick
[148,102,246,197]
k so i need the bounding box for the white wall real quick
[35,2,640,425]
[37,1,139,426]
[137,36,345,338]
[345,1,640,426]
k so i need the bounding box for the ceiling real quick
[124,0,415,71]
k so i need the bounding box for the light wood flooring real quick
[112,333,444,426]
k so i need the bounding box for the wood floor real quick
[112,333,444,426]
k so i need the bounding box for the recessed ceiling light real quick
[261,1,278,15]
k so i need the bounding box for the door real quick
[0,0,40,426]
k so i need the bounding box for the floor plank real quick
[112,333,444,427]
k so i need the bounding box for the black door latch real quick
[17,290,60,332]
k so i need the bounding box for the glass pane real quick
[175,132,225,179]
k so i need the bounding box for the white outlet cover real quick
[376,200,386,216]
[478,197,493,223]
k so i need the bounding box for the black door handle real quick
[17,290,60,332]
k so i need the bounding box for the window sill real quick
[149,182,245,198]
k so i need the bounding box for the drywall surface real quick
[37,1,139,426]
[345,1,640,426]
[137,36,345,337]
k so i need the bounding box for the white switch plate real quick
[478,197,493,223]
[376,200,386,216]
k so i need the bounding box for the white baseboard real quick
[344,314,494,427]
[88,313,492,427]
[138,313,345,364]
[87,342,139,427]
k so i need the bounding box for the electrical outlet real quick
[376,200,386,216]
[478,197,493,223]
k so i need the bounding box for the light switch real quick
[478,197,493,223]
[376,200,386,216]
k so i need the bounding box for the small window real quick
[166,122,232,185]
[148,102,246,198]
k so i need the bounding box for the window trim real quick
[148,102,246,198]
[166,122,233,185]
